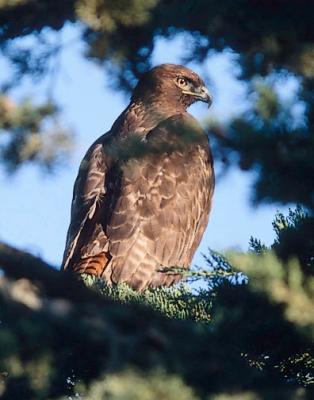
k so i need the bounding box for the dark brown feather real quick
[62,64,215,290]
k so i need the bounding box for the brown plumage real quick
[62,64,215,291]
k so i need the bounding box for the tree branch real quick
[0,241,107,303]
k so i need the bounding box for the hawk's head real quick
[131,64,212,110]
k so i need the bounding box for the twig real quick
[158,266,236,279]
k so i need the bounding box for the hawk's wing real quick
[62,136,112,273]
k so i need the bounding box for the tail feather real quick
[72,253,108,277]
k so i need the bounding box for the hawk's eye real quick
[176,76,188,87]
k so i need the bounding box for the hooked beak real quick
[182,85,213,108]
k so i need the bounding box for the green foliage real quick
[218,113,314,209]
[209,393,261,400]
[0,95,73,173]
[60,368,199,400]
[271,207,314,274]
[76,0,158,32]
[254,80,280,122]
[243,209,314,335]
[83,274,214,322]
[225,208,314,390]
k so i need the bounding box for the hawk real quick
[62,64,214,291]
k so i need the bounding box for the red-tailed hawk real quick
[62,64,214,291]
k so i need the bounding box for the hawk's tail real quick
[71,253,108,277]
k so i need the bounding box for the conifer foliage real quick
[0,210,313,399]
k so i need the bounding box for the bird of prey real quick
[62,64,214,291]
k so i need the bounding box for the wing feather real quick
[62,139,110,272]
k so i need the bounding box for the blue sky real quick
[0,24,289,267]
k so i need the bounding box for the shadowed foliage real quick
[0,210,314,399]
